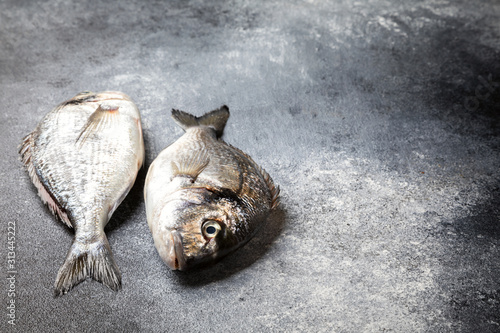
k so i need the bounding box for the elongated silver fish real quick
[144,106,279,270]
[19,91,144,296]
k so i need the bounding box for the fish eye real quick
[202,220,221,239]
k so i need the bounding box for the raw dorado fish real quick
[19,91,144,296]
[144,105,279,270]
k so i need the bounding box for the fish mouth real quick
[164,230,187,271]
[64,91,133,106]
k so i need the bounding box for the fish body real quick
[144,106,279,270]
[20,91,144,295]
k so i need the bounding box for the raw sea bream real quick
[20,91,144,296]
[144,106,279,270]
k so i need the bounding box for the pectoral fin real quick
[171,149,210,182]
[75,105,119,147]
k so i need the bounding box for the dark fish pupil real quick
[206,226,216,234]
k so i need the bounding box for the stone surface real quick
[1,0,499,332]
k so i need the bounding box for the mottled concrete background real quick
[1,0,499,332]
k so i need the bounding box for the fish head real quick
[64,91,141,120]
[94,92,141,119]
[151,188,246,271]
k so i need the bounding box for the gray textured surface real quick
[1,0,499,332]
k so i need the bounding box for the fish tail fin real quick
[54,233,121,296]
[171,105,230,138]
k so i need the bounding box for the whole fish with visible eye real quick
[19,91,144,295]
[144,106,279,270]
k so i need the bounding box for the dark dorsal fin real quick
[19,132,72,227]
[226,142,280,210]
[258,165,280,210]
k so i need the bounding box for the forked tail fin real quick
[54,233,121,296]
[171,105,230,138]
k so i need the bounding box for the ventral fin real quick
[171,149,210,182]
[75,104,119,147]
